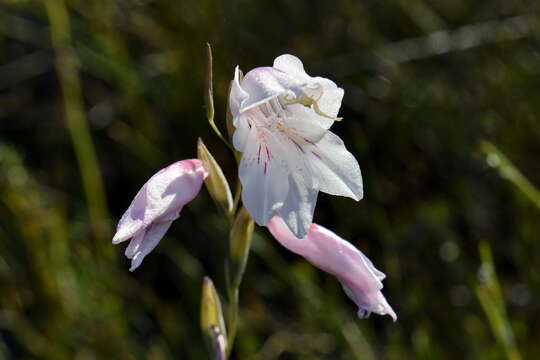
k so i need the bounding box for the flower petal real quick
[239,67,304,112]
[112,186,148,244]
[283,103,333,140]
[229,66,249,117]
[312,77,344,118]
[127,220,173,271]
[232,113,251,152]
[239,125,289,226]
[279,172,318,238]
[307,131,363,201]
[124,229,145,258]
[273,54,311,82]
[267,215,396,321]
[273,54,344,118]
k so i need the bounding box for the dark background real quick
[1,0,539,359]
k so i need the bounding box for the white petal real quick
[273,54,311,82]
[279,172,318,238]
[125,230,145,258]
[273,54,344,118]
[240,67,302,112]
[312,77,344,118]
[308,131,363,201]
[268,121,318,237]
[239,125,289,226]
[229,66,249,117]
[232,114,251,152]
[128,220,173,271]
[112,184,149,244]
[284,103,333,139]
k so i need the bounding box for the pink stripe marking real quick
[303,137,317,147]
[291,138,305,153]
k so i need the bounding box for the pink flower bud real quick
[267,215,396,321]
[112,159,208,271]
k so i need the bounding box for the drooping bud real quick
[267,215,396,321]
[112,159,208,271]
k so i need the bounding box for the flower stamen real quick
[284,96,343,121]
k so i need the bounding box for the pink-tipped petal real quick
[113,159,207,270]
[267,215,396,321]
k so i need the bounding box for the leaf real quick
[226,206,254,291]
[480,140,540,210]
[197,138,234,217]
[475,241,522,360]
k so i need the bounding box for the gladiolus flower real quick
[229,54,363,238]
[112,159,208,271]
[267,215,396,321]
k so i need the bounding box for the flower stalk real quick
[203,44,254,358]
[225,207,254,356]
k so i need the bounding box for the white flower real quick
[229,54,363,237]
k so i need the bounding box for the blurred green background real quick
[1,0,539,359]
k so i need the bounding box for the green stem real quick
[204,42,250,359]
[226,287,239,358]
[224,207,253,358]
[231,179,242,217]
